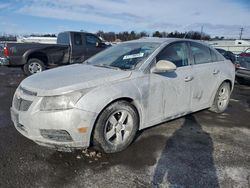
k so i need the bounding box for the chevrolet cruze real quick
[11,38,235,153]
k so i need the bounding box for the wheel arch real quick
[89,97,142,147]
[223,79,233,91]
[209,79,233,108]
[23,50,49,66]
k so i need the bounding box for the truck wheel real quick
[93,101,139,153]
[23,58,45,76]
[209,82,231,113]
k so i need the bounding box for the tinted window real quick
[86,35,100,46]
[216,48,226,55]
[57,33,70,44]
[157,42,189,67]
[74,33,82,45]
[190,42,212,64]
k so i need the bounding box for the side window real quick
[156,42,189,67]
[190,42,212,64]
[210,49,218,62]
[86,35,100,46]
[211,49,225,62]
[74,33,82,45]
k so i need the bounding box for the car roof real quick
[125,37,209,46]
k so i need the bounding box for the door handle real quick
[213,70,220,75]
[184,76,193,82]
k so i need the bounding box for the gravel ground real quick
[0,66,249,188]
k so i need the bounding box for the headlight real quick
[40,92,82,111]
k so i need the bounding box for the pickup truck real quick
[0,31,108,75]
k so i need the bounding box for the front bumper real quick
[0,57,9,65]
[10,102,98,151]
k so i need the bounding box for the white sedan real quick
[11,38,235,153]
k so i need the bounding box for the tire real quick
[93,101,139,153]
[23,58,45,76]
[209,82,231,113]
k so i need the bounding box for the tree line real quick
[0,30,212,42]
[97,30,211,41]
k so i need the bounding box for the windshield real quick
[85,42,160,70]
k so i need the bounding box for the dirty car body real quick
[11,38,235,152]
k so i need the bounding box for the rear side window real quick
[74,33,82,45]
[85,35,101,46]
[190,42,212,64]
[210,49,218,62]
[57,33,70,44]
[211,49,224,62]
[157,42,189,67]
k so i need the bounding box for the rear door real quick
[70,32,86,63]
[83,34,106,60]
[189,42,221,111]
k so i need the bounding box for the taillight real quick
[3,47,9,57]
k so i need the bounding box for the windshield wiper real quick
[93,64,121,70]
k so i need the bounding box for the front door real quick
[145,42,193,126]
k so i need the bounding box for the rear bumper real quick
[0,57,9,65]
[236,68,250,80]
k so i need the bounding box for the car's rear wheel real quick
[93,101,139,153]
[209,82,231,113]
[23,58,45,76]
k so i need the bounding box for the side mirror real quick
[152,60,177,73]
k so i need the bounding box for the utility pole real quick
[239,27,244,40]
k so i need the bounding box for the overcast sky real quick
[0,0,250,38]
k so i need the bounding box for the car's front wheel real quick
[93,101,139,153]
[209,82,231,113]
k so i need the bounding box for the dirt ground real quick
[0,66,249,188]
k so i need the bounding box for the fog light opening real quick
[40,129,73,142]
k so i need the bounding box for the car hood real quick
[20,64,132,96]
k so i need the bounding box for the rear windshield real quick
[57,33,70,44]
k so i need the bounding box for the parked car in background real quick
[215,48,236,63]
[236,48,250,84]
[11,38,235,153]
[0,31,108,75]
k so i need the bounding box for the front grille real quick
[14,96,33,111]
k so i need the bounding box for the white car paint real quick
[10,38,235,151]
